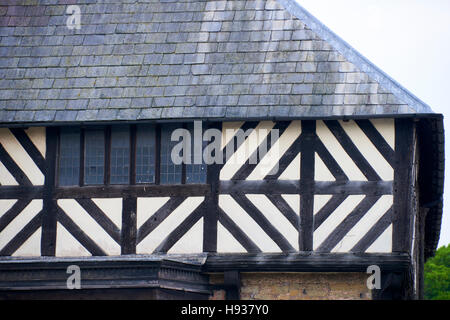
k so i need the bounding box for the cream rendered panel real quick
[0,161,19,185]
[366,225,393,253]
[91,198,123,230]
[0,199,17,219]
[24,127,46,158]
[246,194,298,250]
[0,128,44,185]
[136,197,170,229]
[56,222,91,257]
[370,119,395,150]
[137,196,204,254]
[247,120,302,180]
[339,120,393,181]
[0,200,42,252]
[278,153,300,180]
[313,195,365,250]
[221,121,245,150]
[331,195,393,253]
[316,121,367,181]
[281,194,300,216]
[57,199,120,256]
[314,195,333,214]
[12,227,41,257]
[168,218,203,254]
[217,222,247,253]
[315,153,335,181]
[219,194,281,253]
[220,121,275,180]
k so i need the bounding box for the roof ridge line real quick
[277,0,434,114]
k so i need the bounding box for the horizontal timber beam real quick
[0,256,210,293]
[204,253,410,273]
[0,186,44,199]
[53,184,211,198]
[219,180,393,195]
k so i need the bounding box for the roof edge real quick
[0,112,443,128]
[278,0,435,114]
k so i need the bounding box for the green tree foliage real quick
[424,245,450,300]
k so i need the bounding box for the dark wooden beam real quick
[220,180,300,194]
[219,180,393,195]
[203,122,221,253]
[0,186,44,199]
[0,257,210,295]
[224,270,241,300]
[299,120,315,251]
[121,196,137,255]
[204,252,411,273]
[53,184,210,199]
[41,127,58,256]
[393,119,415,253]
[314,181,393,195]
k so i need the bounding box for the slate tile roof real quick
[0,0,435,124]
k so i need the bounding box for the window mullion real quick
[155,124,161,185]
[79,128,85,187]
[130,125,136,185]
[104,126,111,185]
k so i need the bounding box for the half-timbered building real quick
[0,0,445,300]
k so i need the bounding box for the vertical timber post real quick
[299,120,315,252]
[393,119,415,253]
[203,122,221,253]
[121,196,137,255]
[41,127,58,256]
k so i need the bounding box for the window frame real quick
[56,123,208,187]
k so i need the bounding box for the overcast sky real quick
[296,0,450,247]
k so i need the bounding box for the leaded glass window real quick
[110,126,130,184]
[84,130,105,185]
[58,128,80,186]
[136,124,156,184]
[160,124,182,184]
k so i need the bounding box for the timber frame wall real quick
[0,116,432,299]
[0,118,416,256]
